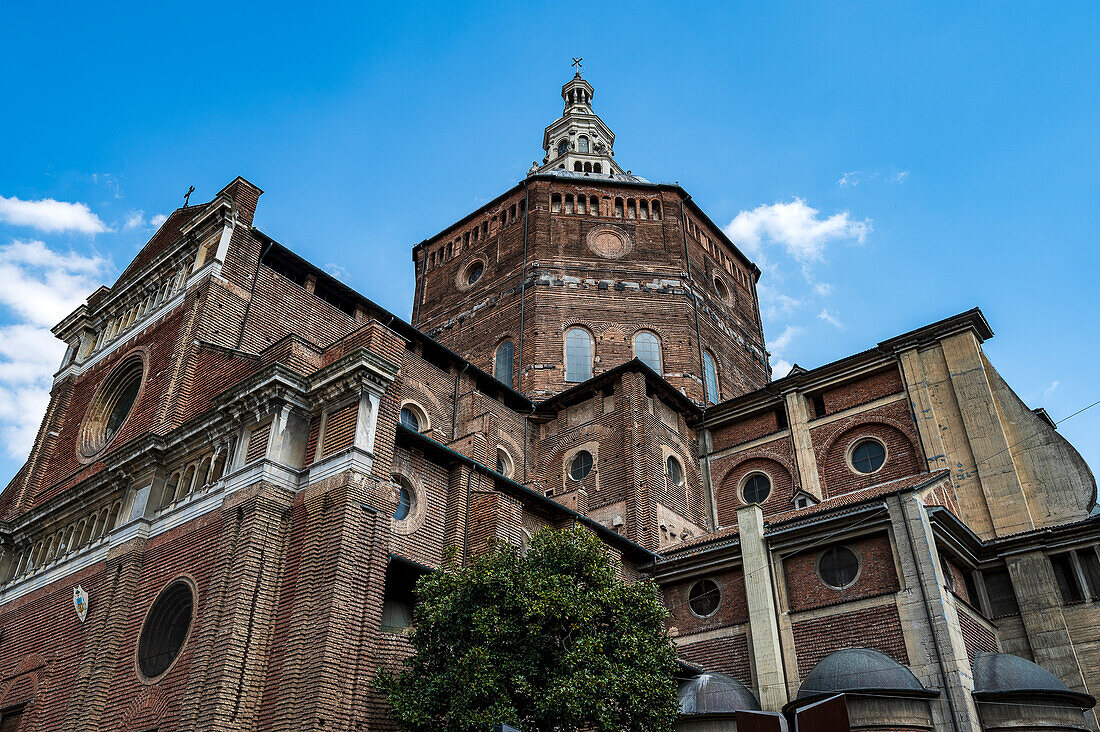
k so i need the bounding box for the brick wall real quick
[791,603,909,678]
[676,633,753,688]
[663,568,749,635]
[784,534,900,613]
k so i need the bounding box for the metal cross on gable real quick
[572,57,583,75]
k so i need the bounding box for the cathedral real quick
[0,71,1097,731]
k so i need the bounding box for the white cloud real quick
[768,324,805,379]
[123,210,168,230]
[813,282,833,296]
[838,169,910,188]
[770,324,804,353]
[1043,380,1059,399]
[817,308,843,328]
[0,195,108,234]
[325,262,350,281]
[125,210,146,230]
[771,359,794,379]
[0,240,109,457]
[724,198,870,264]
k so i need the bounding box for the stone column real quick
[782,391,823,500]
[1004,552,1091,697]
[737,504,788,711]
[885,494,982,732]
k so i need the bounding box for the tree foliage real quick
[377,526,680,732]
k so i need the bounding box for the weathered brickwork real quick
[783,534,900,613]
[791,603,909,678]
[664,568,749,635]
[1,80,1097,731]
[676,633,753,688]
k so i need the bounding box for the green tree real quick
[377,526,680,732]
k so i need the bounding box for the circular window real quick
[393,478,413,521]
[79,353,145,460]
[666,456,683,486]
[713,277,731,303]
[586,225,633,259]
[742,473,771,505]
[466,261,484,285]
[818,546,860,589]
[850,439,886,474]
[569,450,593,481]
[399,404,424,433]
[137,578,195,681]
[688,579,721,617]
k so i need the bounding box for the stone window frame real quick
[398,401,430,434]
[703,350,720,404]
[496,446,515,479]
[845,435,889,476]
[687,578,722,619]
[665,454,684,487]
[563,325,595,383]
[76,349,149,464]
[563,442,599,486]
[739,470,773,506]
[134,574,198,685]
[455,256,488,292]
[389,470,427,536]
[713,274,733,305]
[815,545,863,591]
[632,330,663,375]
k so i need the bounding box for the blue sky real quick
[1,2,1098,483]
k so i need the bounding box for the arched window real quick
[583,162,592,173]
[703,352,720,404]
[496,447,514,478]
[574,161,583,172]
[578,135,590,153]
[551,193,562,213]
[495,340,515,388]
[639,200,649,220]
[399,405,423,432]
[666,455,683,486]
[557,138,569,156]
[593,163,602,174]
[565,328,593,382]
[614,198,624,217]
[633,332,662,375]
[651,200,662,220]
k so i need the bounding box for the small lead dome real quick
[972,652,1095,706]
[797,648,927,699]
[678,672,761,714]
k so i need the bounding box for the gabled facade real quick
[0,74,1096,732]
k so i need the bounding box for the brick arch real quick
[120,688,170,731]
[716,455,796,527]
[821,420,922,498]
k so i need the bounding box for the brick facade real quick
[0,79,1097,732]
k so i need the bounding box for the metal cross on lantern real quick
[572,57,583,75]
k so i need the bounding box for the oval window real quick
[393,478,414,521]
[850,439,886,474]
[466,261,484,286]
[688,579,721,617]
[742,473,771,504]
[666,456,683,486]
[569,450,593,481]
[818,546,860,589]
[80,353,145,459]
[137,579,195,681]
